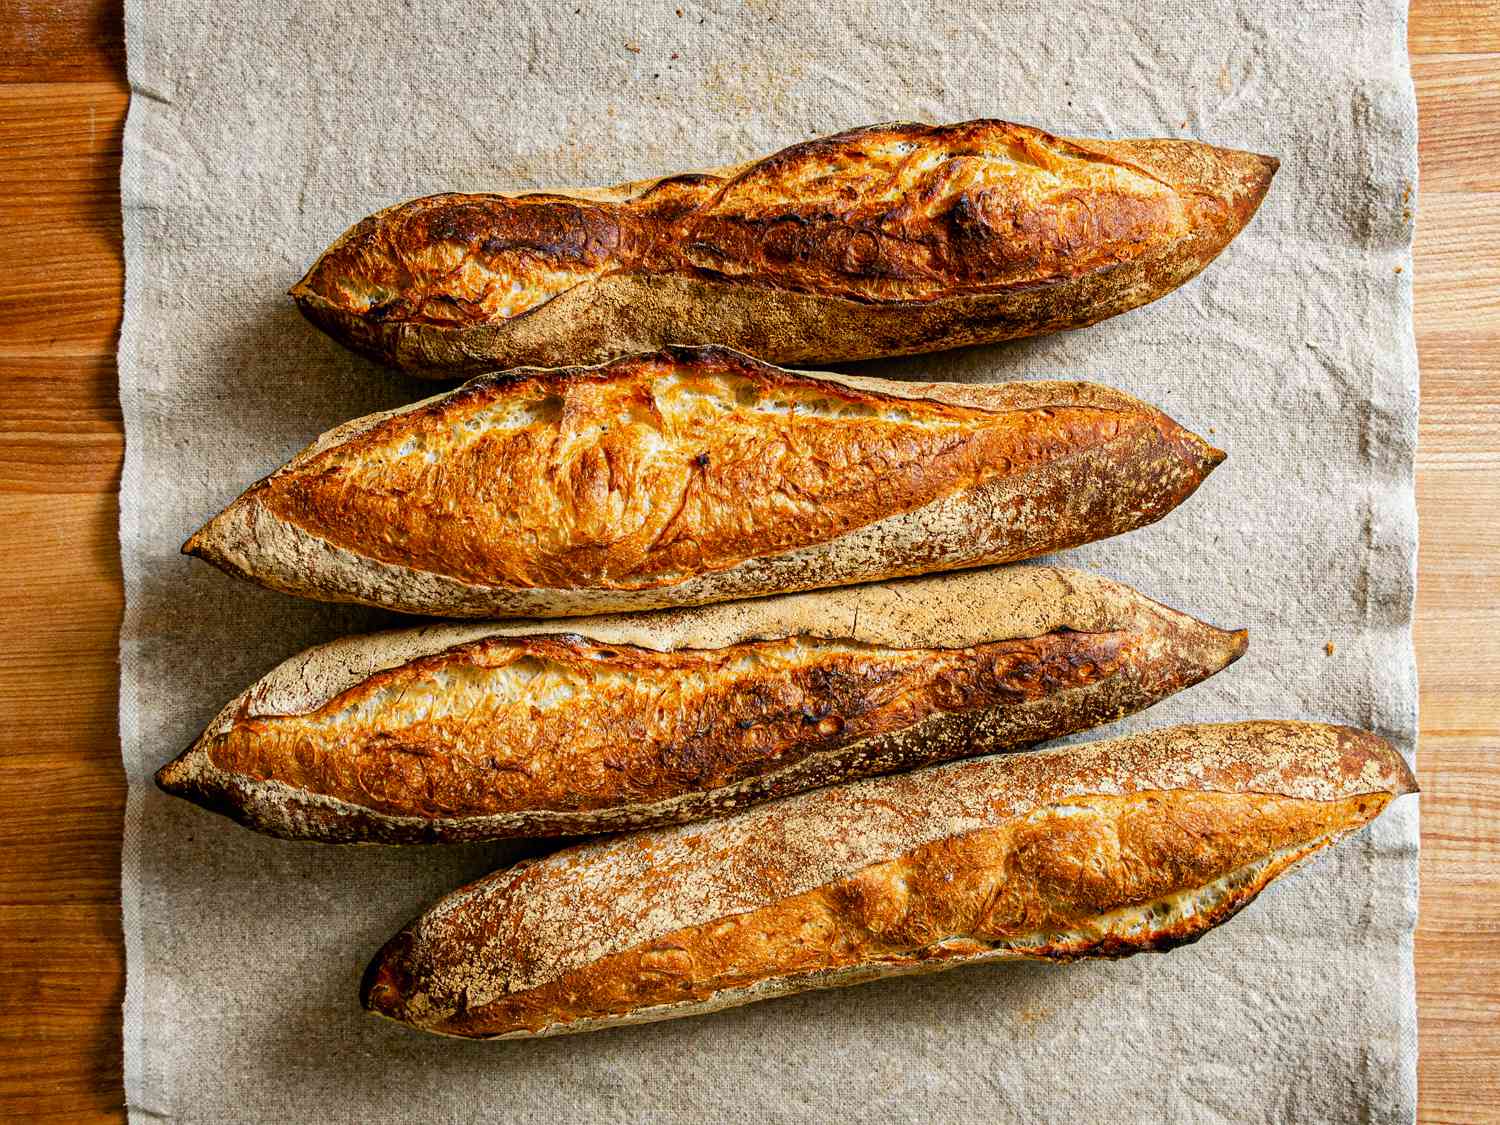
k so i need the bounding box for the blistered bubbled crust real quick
[183,348,1225,617]
[191,630,1141,821]
[290,119,1279,373]
[154,567,1248,843]
[244,349,1200,590]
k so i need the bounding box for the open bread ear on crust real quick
[156,565,1247,844]
[290,119,1277,376]
[183,347,1225,618]
[360,721,1414,1040]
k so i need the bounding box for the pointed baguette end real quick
[154,749,195,797]
[1224,627,1250,666]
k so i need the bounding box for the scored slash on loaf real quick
[154,566,1246,844]
[290,119,1278,376]
[182,346,1226,618]
[359,721,1415,1039]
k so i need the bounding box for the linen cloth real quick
[119,1,1419,1120]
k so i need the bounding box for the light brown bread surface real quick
[290,119,1278,375]
[183,347,1225,618]
[360,721,1415,1039]
[155,566,1245,843]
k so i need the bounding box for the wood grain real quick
[1415,55,1500,192]
[0,907,123,1123]
[1410,0,1500,53]
[0,14,128,1122]
[0,2,1494,1122]
[1414,193,1500,337]
[0,0,123,83]
[0,83,127,361]
[1410,15,1500,1111]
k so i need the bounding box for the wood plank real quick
[1413,191,1500,338]
[1416,55,1500,193]
[1392,391,1496,741]
[1418,739,1500,1122]
[0,762,124,906]
[1410,0,1500,53]
[0,351,123,494]
[0,428,123,494]
[1411,25,1500,1110]
[0,0,123,84]
[1419,946,1500,1123]
[1415,471,1500,587]
[1422,690,1500,742]
[0,25,129,1123]
[0,483,124,1125]
[0,906,123,1121]
[0,83,127,359]
[0,353,123,428]
[0,83,127,492]
[1418,340,1500,462]
[0,492,124,746]
[0,496,124,1124]
[1417,743,1500,928]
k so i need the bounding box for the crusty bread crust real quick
[360,721,1414,1038]
[155,566,1246,843]
[290,120,1278,375]
[183,347,1225,618]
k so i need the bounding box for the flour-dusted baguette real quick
[291,120,1277,377]
[183,347,1225,618]
[155,566,1245,844]
[361,721,1414,1039]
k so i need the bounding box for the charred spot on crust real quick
[466,199,622,262]
[361,929,418,1019]
[364,299,408,323]
[947,192,989,238]
[295,120,1275,340]
[202,629,1141,822]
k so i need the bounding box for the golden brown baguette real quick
[183,346,1225,618]
[361,721,1414,1039]
[156,566,1244,844]
[291,119,1278,376]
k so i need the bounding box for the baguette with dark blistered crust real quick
[183,347,1224,618]
[155,566,1245,843]
[360,721,1414,1038]
[291,120,1278,376]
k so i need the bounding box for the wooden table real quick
[1,3,1494,1120]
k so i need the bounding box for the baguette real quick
[155,566,1245,844]
[361,721,1414,1039]
[183,346,1225,618]
[291,119,1277,376]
